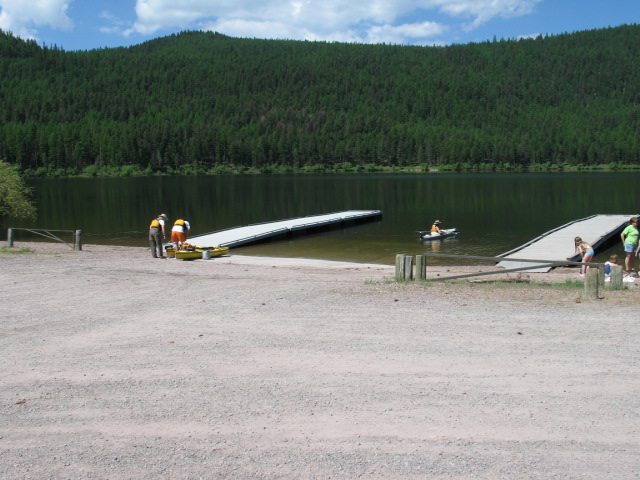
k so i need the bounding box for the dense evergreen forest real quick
[0,25,639,176]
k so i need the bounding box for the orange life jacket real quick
[150,219,161,228]
[174,219,185,226]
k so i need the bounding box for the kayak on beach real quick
[165,243,230,260]
[417,228,459,241]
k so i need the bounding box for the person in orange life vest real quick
[171,219,191,250]
[149,213,168,258]
[431,220,444,234]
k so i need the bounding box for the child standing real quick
[574,236,594,276]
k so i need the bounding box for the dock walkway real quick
[188,210,382,248]
[497,214,635,272]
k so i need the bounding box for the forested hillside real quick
[0,25,638,175]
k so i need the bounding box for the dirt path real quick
[1,243,638,479]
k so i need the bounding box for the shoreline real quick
[4,240,631,287]
[19,165,640,179]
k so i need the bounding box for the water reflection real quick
[3,173,636,265]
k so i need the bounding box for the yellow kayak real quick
[166,245,230,260]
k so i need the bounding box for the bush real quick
[120,164,142,176]
[83,165,99,176]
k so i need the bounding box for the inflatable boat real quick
[418,228,459,241]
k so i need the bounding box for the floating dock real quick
[497,214,636,272]
[189,210,382,248]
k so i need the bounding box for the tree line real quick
[0,25,638,176]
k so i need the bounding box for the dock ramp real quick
[497,214,635,272]
[189,210,382,248]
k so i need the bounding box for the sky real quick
[0,0,637,51]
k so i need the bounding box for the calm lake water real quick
[4,173,638,265]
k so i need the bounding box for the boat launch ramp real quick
[189,210,382,248]
[497,214,636,272]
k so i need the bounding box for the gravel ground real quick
[1,242,638,479]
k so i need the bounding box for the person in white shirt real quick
[171,218,191,251]
[149,213,168,258]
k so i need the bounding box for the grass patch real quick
[541,279,583,289]
[0,246,36,255]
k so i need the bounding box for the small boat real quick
[418,228,459,240]
[167,244,230,260]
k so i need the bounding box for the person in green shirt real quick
[620,217,639,275]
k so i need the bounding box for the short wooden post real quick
[7,228,13,247]
[609,265,624,290]
[584,268,599,299]
[74,229,82,251]
[395,254,406,281]
[415,255,426,281]
[404,255,413,281]
[597,265,605,291]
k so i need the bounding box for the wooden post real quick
[597,265,605,291]
[584,268,599,299]
[404,255,413,281]
[415,255,426,281]
[395,254,406,281]
[609,265,624,290]
[74,230,82,251]
[7,228,13,247]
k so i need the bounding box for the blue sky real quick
[0,0,637,51]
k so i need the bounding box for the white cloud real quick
[200,18,315,41]
[200,15,446,45]
[126,0,542,43]
[0,0,73,39]
[0,0,544,46]
[99,10,128,35]
[517,32,541,40]
[366,21,448,45]
[432,0,542,29]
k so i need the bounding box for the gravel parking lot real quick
[1,243,638,479]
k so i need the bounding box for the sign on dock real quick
[189,210,382,248]
[497,214,636,272]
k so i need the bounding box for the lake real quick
[4,173,638,265]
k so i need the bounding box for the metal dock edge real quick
[189,210,382,248]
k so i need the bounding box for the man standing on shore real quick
[149,213,168,258]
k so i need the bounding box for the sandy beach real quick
[1,242,638,479]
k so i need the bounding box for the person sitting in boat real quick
[171,218,191,251]
[431,220,444,234]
